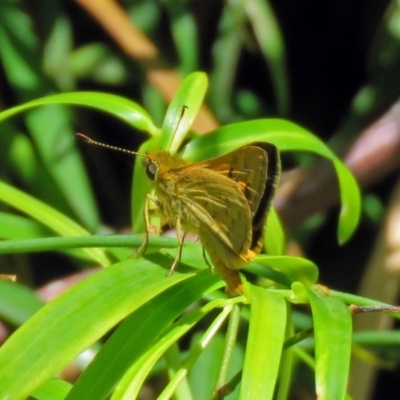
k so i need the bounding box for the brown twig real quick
[349,304,400,314]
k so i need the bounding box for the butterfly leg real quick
[166,216,186,276]
[202,247,214,271]
[134,194,155,257]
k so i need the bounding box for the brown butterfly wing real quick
[175,168,252,257]
[201,143,280,257]
[201,144,275,213]
[158,143,280,269]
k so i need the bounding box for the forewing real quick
[200,144,269,215]
[176,169,252,256]
[197,143,280,254]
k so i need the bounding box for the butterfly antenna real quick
[76,133,148,159]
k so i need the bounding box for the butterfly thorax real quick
[144,151,195,227]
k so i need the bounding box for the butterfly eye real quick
[145,161,158,180]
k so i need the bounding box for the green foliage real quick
[1,1,400,398]
[0,71,369,400]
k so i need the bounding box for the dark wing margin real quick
[249,142,280,251]
[200,142,281,252]
[172,142,280,264]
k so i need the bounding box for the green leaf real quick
[0,5,41,92]
[0,91,161,231]
[112,297,235,400]
[68,43,127,85]
[189,332,244,400]
[0,92,158,135]
[158,304,234,400]
[0,12,100,230]
[164,2,199,74]
[66,270,222,400]
[31,378,72,400]
[43,16,74,90]
[264,207,286,255]
[160,72,208,153]
[275,316,295,400]
[0,180,109,266]
[241,284,287,400]
[0,212,50,240]
[255,255,319,285]
[25,104,100,231]
[182,119,361,244]
[0,256,199,400]
[209,5,244,121]
[241,0,289,115]
[0,280,44,326]
[6,132,77,221]
[307,286,352,400]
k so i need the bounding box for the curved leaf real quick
[0,181,109,266]
[255,255,319,285]
[0,92,159,135]
[182,119,361,243]
[160,71,208,154]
